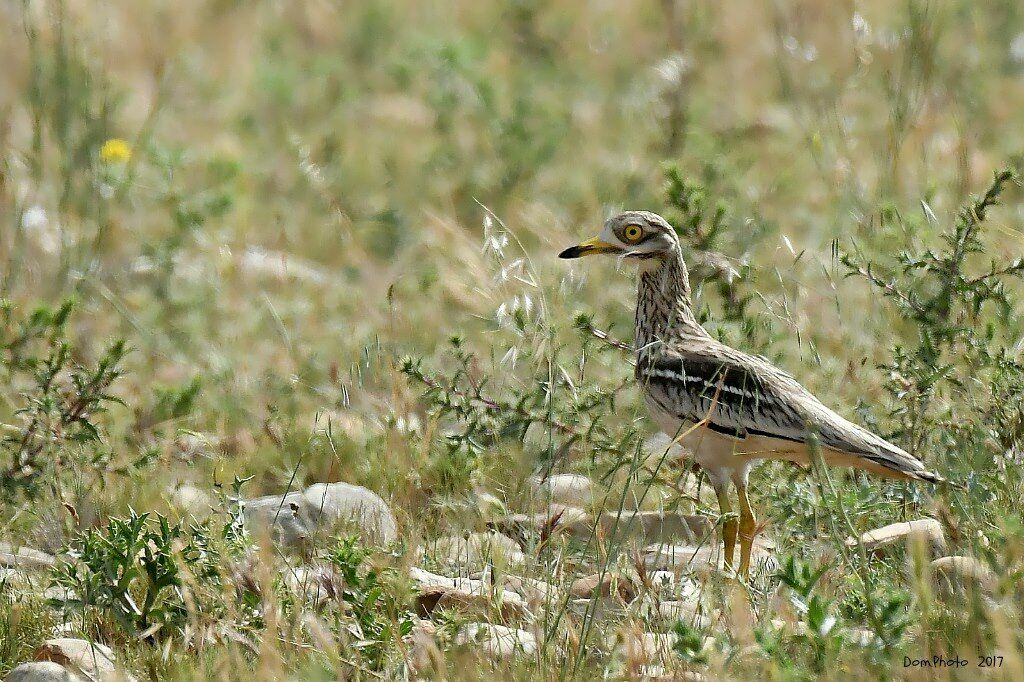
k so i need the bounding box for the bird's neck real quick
[635,245,707,352]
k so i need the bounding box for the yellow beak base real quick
[558,237,619,259]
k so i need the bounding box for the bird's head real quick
[558,211,679,262]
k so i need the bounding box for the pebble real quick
[282,564,338,604]
[570,572,638,602]
[930,555,997,595]
[168,483,214,520]
[643,538,776,575]
[429,531,526,568]
[5,662,82,682]
[243,481,396,548]
[410,567,529,622]
[0,543,56,571]
[530,474,594,508]
[407,619,441,676]
[499,574,561,608]
[562,510,713,544]
[33,639,135,682]
[656,599,711,628]
[848,518,945,556]
[454,623,538,658]
[492,504,590,544]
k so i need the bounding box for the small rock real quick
[618,511,714,544]
[42,584,78,604]
[430,532,526,567]
[491,504,590,545]
[34,639,135,682]
[410,567,529,622]
[530,474,594,508]
[242,496,310,547]
[0,543,56,571]
[845,627,878,647]
[243,481,396,548]
[657,599,711,628]
[849,519,945,556]
[570,572,638,602]
[423,586,530,623]
[642,544,718,574]
[302,482,397,543]
[499,574,561,608]
[409,566,478,591]
[643,538,775,575]
[568,595,621,621]
[455,623,538,658]
[474,490,506,520]
[5,662,82,682]
[0,568,31,591]
[770,618,809,636]
[168,483,214,520]
[282,564,338,604]
[562,511,712,544]
[622,631,679,663]
[636,666,707,682]
[931,555,996,595]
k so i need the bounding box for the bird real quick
[559,210,942,577]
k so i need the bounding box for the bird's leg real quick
[714,485,737,572]
[736,482,757,578]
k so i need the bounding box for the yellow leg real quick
[715,485,737,572]
[736,483,757,578]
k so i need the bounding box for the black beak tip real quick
[558,246,582,259]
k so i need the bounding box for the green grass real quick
[2,0,1024,679]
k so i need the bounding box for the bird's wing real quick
[637,346,809,443]
[637,346,942,482]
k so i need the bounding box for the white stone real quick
[530,474,594,508]
[500,574,561,608]
[407,619,440,676]
[643,537,775,574]
[474,491,506,520]
[657,599,710,628]
[410,568,529,622]
[562,510,712,544]
[622,631,679,663]
[455,623,537,658]
[168,483,214,520]
[494,504,591,544]
[0,543,56,571]
[849,519,945,556]
[429,532,526,567]
[5,662,82,682]
[243,481,396,547]
[282,565,336,604]
[33,639,135,682]
[931,555,996,594]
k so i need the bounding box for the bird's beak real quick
[558,237,620,259]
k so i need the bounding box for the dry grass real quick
[2,0,1024,679]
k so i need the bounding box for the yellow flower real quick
[99,138,132,163]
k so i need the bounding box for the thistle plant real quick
[1,299,128,492]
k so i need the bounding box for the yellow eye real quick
[623,225,643,242]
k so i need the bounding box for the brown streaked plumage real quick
[560,210,941,577]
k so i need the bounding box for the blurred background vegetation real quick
[2,0,1024,679]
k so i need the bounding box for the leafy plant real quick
[0,299,128,491]
[841,169,1024,463]
[671,619,709,666]
[662,164,759,330]
[51,509,225,639]
[775,555,842,672]
[325,536,414,671]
